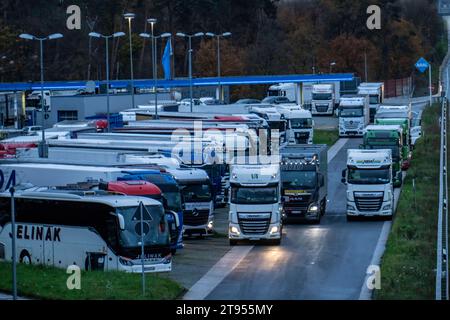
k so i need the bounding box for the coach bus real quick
[0,189,172,273]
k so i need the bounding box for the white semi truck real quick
[357,82,385,123]
[342,149,394,220]
[275,105,314,144]
[338,95,370,137]
[311,84,335,115]
[228,158,283,245]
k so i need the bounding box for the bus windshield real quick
[340,107,363,117]
[116,205,169,249]
[290,118,313,129]
[182,183,212,202]
[348,168,391,185]
[281,171,317,189]
[231,186,278,204]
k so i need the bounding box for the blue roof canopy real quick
[0,73,354,92]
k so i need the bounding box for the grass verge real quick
[0,261,185,300]
[313,129,339,146]
[375,103,440,300]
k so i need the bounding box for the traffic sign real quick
[415,57,430,73]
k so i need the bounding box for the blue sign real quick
[415,57,430,73]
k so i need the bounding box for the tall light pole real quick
[329,61,336,74]
[124,13,136,108]
[176,32,204,112]
[89,31,125,132]
[140,25,171,119]
[19,33,63,158]
[205,32,231,103]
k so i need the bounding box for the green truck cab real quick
[361,125,406,187]
[374,105,412,170]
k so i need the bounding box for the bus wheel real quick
[19,250,31,264]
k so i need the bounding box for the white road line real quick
[183,246,253,300]
[358,175,403,300]
[183,138,350,300]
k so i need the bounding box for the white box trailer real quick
[0,163,132,192]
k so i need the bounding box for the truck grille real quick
[354,196,383,212]
[315,105,329,113]
[344,120,359,129]
[238,213,271,235]
[294,132,310,144]
[184,209,210,226]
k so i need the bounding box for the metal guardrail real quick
[436,97,449,300]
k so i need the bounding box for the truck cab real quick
[166,168,214,237]
[338,95,370,137]
[357,82,385,123]
[342,149,394,220]
[280,145,327,223]
[277,107,314,145]
[311,84,335,115]
[361,125,405,187]
[228,157,282,245]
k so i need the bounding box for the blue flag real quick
[162,38,172,80]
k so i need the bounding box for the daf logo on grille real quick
[192,209,199,217]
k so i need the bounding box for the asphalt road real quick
[201,100,428,300]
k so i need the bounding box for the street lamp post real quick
[176,32,204,112]
[205,32,231,103]
[139,26,171,119]
[19,33,63,158]
[124,13,136,108]
[329,61,336,73]
[89,32,125,132]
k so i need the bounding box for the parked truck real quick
[311,84,335,115]
[228,157,283,245]
[361,125,406,187]
[374,104,412,169]
[357,82,385,123]
[342,149,394,220]
[280,145,327,223]
[338,95,370,137]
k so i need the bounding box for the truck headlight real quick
[382,204,391,210]
[347,204,356,211]
[308,204,319,212]
[270,226,279,234]
[207,221,214,230]
[230,226,240,235]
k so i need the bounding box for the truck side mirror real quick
[319,174,325,187]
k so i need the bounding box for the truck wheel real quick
[346,215,354,222]
[321,198,327,216]
[229,239,238,246]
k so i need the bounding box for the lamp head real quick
[124,13,135,20]
[48,33,64,40]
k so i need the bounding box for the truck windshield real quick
[376,112,408,119]
[269,120,286,131]
[231,186,278,204]
[281,171,316,189]
[348,168,391,185]
[340,107,363,117]
[365,143,400,161]
[163,191,182,212]
[290,118,313,129]
[116,205,169,249]
[369,95,379,104]
[313,93,332,100]
[182,183,212,202]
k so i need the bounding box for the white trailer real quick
[342,149,394,220]
[338,95,370,137]
[357,82,385,123]
[228,157,283,245]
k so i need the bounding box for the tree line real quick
[0,0,446,99]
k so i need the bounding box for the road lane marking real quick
[183,246,253,300]
[358,174,403,300]
[183,138,350,300]
[328,138,349,162]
